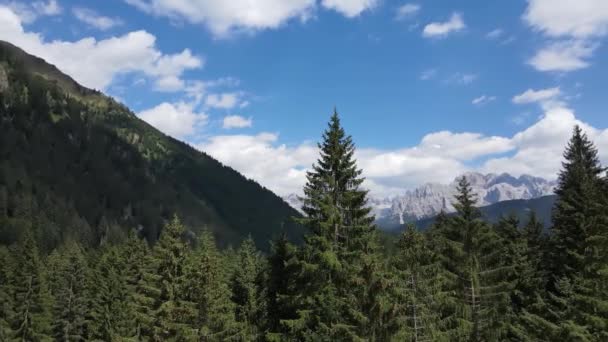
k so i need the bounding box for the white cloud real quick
[125,0,376,37]
[0,6,203,91]
[138,102,208,138]
[196,105,608,198]
[197,126,514,196]
[198,133,318,195]
[486,28,503,39]
[528,40,597,72]
[2,0,61,23]
[422,12,465,38]
[223,115,253,129]
[321,0,378,18]
[524,0,608,38]
[395,3,420,20]
[125,0,314,37]
[205,92,241,109]
[125,0,378,37]
[482,106,608,179]
[472,95,496,106]
[73,7,123,30]
[524,0,608,73]
[512,87,561,104]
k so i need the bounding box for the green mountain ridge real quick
[0,40,302,251]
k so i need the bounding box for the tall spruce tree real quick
[185,230,238,341]
[51,242,90,341]
[265,233,298,340]
[11,229,52,341]
[435,177,511,341]
[283,110,382,341]
[231,236,264,340]
[89,246,133,340]
[150,216,197,341]
[547,126,608,340]
[391,224,447,342]
[517,212,556,341]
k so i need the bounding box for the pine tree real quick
[125,232,159,340]
[391,225,447,342]
[185,230,238,341]
[10,229,52,341]
[149,216,197,341]
[88,246,133,340]
[283,110,382,341]
[547,126,608,340]
[231,236,263,340]
[550,125,606,280]
[51,242,90,341]
[435,177,511,341]
[265,234,298,340]
[493,215,532,340]
[517,212,556,341]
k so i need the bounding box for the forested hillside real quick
[0,40,302,251]
[1,109,606,341]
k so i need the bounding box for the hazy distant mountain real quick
[411,195,557,232]
[284,172,556,230]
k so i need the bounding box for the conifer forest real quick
[1,110,607,341]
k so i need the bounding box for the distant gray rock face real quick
[283,172,556,230]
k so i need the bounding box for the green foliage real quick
[231,236,264,340]
[10,229,52,341]
[51,242,90,341]
[546,126,608,340]
[185,230,238,341]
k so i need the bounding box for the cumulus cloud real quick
[223,115,253,129]
[524,0,608,38]
[125,0,377,37]
[321,0,378,18]
[482,106,608,179]
[73,7,123,30]
[198,133,318,195]
[197,127,515,196]
[0,5,202,91]
[422,13,465,38]
[395,3,420,20]
[138,102,208,138]
[524,0,608,72]
[528,40,597,72]
[512,87,561,104]
[196,104,608,198]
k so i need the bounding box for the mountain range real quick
[285,172,556,230]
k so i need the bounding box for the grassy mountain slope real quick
[0,40,302,251]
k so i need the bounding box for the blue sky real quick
[1,0,607,197]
